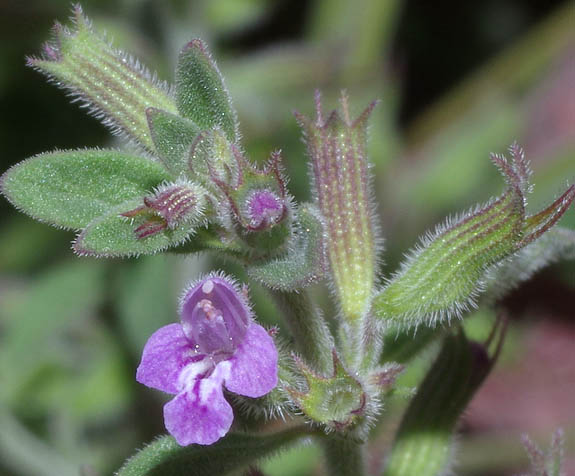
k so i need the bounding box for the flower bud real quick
[296,91,379,322]
[244,189,285,230]
[206,148,291,255]
[27,5,176,153]
[122,180,206,239]
[212,149,289,231]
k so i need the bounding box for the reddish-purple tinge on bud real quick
[296,91,378,321]
[180,276,251,357]
[210,149,289,232]
[121,181,205,239]
[245,189,284,230]
[144,185,198,229]
[42,43,61,61]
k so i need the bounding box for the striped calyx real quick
[122,181,206,239]
[27,5,177,153]
[373,143,575,328]
[296,92,378,322]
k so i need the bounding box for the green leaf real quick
[0,149,171,230]
[175,39,238,142]
[383,329,503,476]
[27,6,177,152]
[248,204,325,291]
[73,200,197,257]
[146,108,201,176]
[116,429,306,476]
[188,128,236,181]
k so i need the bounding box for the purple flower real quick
[136,273,278,446]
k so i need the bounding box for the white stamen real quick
[198,299,222,321]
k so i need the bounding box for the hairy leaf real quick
[175,39,238,142]
[27,6,177,152]
[0,149,171,230]
[249,204,325,290]
[73,200,199,257]
[116,429,305,476]
[146,107,200,176]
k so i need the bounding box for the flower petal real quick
[136,323,200,394]
[164,361,233,445]
[225,323,278,398]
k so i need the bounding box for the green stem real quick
[270,290,334,374]
[322,438,366,476]
[337,319,364,370]
[339,314,379,373]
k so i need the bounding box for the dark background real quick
[0,1,573,475]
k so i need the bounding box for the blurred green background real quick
[0,0,574,475]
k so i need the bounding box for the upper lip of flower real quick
[180,275,251,355]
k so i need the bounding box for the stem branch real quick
[270,289,334,374]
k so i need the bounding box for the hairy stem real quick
[270,290,334,374]
[322,438,366,476]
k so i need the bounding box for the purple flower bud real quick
[211,149,290,232]
[245,189,285,230]
[122,180,206,239]
[136,273,278,446]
